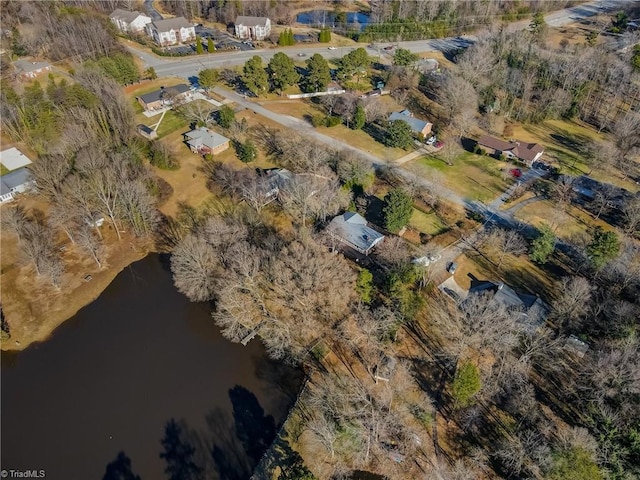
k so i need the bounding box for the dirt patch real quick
[1,226,150,352]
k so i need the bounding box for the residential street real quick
[128,0,627,80]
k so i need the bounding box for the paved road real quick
[143,0,163,20]
[128,0,627,80]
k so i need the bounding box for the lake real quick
[296,10,370,30]
[1,254,303,480]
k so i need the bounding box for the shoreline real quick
[1,242,151,353]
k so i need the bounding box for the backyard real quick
[408,151,512,203]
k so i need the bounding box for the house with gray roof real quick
[235,16,271,40]
[468,280,549,333]
[137,84,191,110]
[1,168,34,203]
[146,17,195,46]
[109,9,152,33]
[326,212,385,255]
[389,110,432,138]
[184,127,230,155]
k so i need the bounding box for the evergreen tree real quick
[587,226,620,268]
[385,120,413,149]
[242,55,269,95]
[198,68,218,91]
[278,30,288,46]
[530,223,555,264]
[207,37,215,53]
[145,67,157,80]
[302,54,331,92]
[268,52,299,92]
[196,36,204,54]
[383,188,413,232]
[217,105,235,129]
[237,140,257,163]
[319,27,331,43]
[356,269,374,303]
[451,362,481,407]
[352,104,365,130]
[337,47,370,83]
[393,47,419,66]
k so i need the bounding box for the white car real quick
[328,46,337,50]
[425,135,437,146]
[412,254,442,267]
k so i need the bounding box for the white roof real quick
[0,147,33,171]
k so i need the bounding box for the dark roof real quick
[327,212,385,253]
[14,59,51,74]
[1,168,33,195]
[389,110,432,134]
[259,168,293,195]
[477,135,544,163]
[150,17,193,32]
[109,9,147,23]
[235,16,270,27]
[138,84,190,104]
[137,124,155,135]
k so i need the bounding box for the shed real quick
[137,124,158,139]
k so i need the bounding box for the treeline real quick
[2,1,140,85]
[1,69,161,286]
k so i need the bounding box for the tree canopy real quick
[268,52,299,93]
[302,54,331,93]
[383,188,413,232]
[393,48,419,66]
[243,55,269,95]
[385,120,414,149]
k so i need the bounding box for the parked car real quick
[434,140,444,148]
[383,45,394,51]
[328,46,337,50]
[447,262,458,274]
[412,254,442,267]
[297,52,307,57]
[425,135,437,146]
[510,168,522,178]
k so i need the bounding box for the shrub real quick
[324,115,342,127]
[451,362,481,407]
[148,141,180,170]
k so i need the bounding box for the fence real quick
[286,89,346,99]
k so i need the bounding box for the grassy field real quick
[512,119,638,193]
[409,208,448,236]
[409,151,512,203]
[514,199,614,241]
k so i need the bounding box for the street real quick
[128,0,628,80]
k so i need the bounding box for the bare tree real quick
[29,154,72,199]
[0,204,28,242]
[76,225,104,268]
[170,234,219,302]
[436,135,464,166]
[479,227,527,268]
[552,276,593,331]
[621,196,640,237]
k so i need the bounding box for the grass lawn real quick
[512,119,638,193]
[318,123,409,160]
[409,151,512,203]
[409,208,448,236]
[514,199,614,242]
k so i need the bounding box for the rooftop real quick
[0,147,33,171]
[109,8,148,23]
[14,59,51,74]
[150,17,193,31]
[389,110,432,134]
[138,84,191,104]
[235,16,270,27]
[477,135,544,163]
[1,168,33,196]
[327,212,385,253]
[185,127,230,150]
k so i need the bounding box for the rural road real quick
[129,0,628,79]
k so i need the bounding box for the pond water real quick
[1,254,303,480]
[296,10,370,30]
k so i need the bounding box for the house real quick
[136,124,158,140]
[389,110,433,137]
[234,16,271,40]
[184,127,230,155]
[13,59,52,80]
[0,168,34,203]
[477,135,544,166]
[467,280,549,333]
[146,17,195,46]
[109,9,152,33]
[258,168,294,201]
[326,212,385,255]
[0,147,33,171]
[136,84,191,111]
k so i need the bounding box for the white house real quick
[13,59,51,80]
[109,9,152,33]
[234,16,271,41]
[1,168,34,203]
[147,17,195,46]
